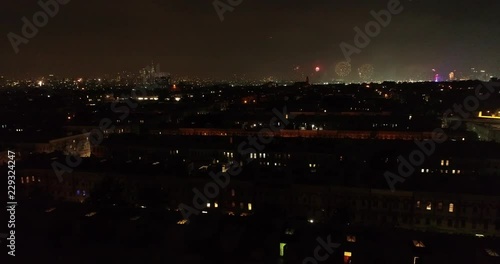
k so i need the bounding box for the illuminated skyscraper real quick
[449,71,455,81]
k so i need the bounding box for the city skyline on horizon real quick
[1,0,500,81]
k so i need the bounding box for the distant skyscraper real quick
[449,71,455,81]
[140,62,171,88]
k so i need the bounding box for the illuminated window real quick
[344,251,352,264]
[421,169,425,173]
[347,235,356,243]
[441,160,445,166]
[449,203,454,213]
[207,203,211,208]
[32,176,35,182]
[412,240,425,248]
[21,177,24,184]
[452,170,456,174]
[426,202,432,211]
[248,203,252,211]
[280,243,287,257]
[214,202,219,208]
[177,219,188,225]
[446,160,450,166]
[416,201,421,209]
[26,177,30,183]
[457,170,461,174]
[485,249,500,257]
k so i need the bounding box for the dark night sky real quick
[1,0,499,81]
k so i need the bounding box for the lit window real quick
[446,160,450,166]
[26,177,30,183]
[177,219,188,225]
[452,170,456,174]
[441,160,445,166]
[207,203,211,208]
[214,202,218,208]
[344,251,352,257]
[21,177,24,184]
[421,169,425,173]
[457,170,461,174]
[449,203,454,213]
[280,243,287,257]
[412,240,425,248]
[347,235,356,243]
[426,202,432,211]
[32,176,35,182]
[248,203,252,211]
[485,249,500,257]
[416,201,421,208]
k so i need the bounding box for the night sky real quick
[1,0,499,81]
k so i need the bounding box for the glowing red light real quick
[315,67,320,72]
